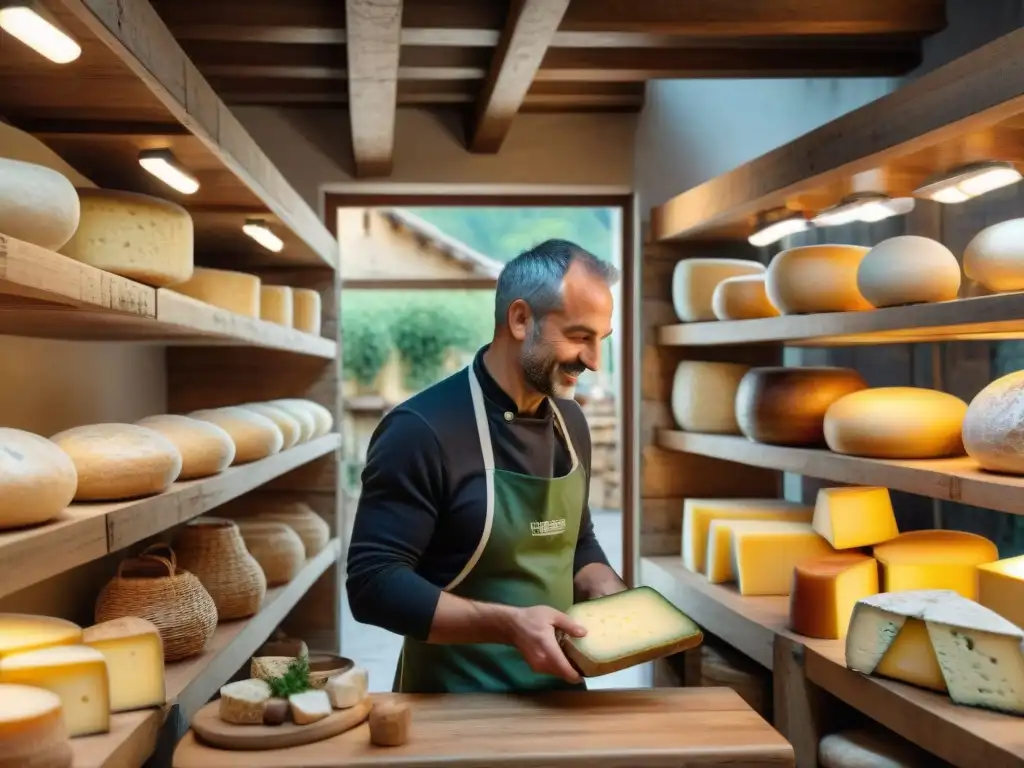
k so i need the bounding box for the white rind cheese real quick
[289,689,332,725]
[135,414,236,480]
[189,407,284,464]
[0,683,73,768]
[856,236,961,308]
[292,288,322,335]
[962,370,1024,474]
[0,158,80,250]
[260,285,294,327]
[818,729,928,768]
[672,258,765,322]
[964,218,1024,292]
[0,427,78,531]
[671,361,749,434]
[219,678,271,725]
[171,267,262,318]
[326,666,369,709]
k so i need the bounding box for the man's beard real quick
[520,331,585,399]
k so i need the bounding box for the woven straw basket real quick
[249,501,330,557]
[234,520,305,586]
[94,543,218,662]
[175,517,266,620]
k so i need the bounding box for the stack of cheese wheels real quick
[270,398,334,439]
[239,402,303,449]
[189,407,284,464]
[0,158,80,250]
[823,387,968,459]
[964,217,1024,292]
[49,423,183,501]
[171,267,262,318]
[671,361,749,434]
[711,274,780,320]
[856,235,962,308]
[734,367,868,446]
[872,530,998,598]
[134,414,236,480]
[766,244,873,314]
[59,188,194,287]
[292,288,322,335]
[671,258,765,322]
[0,427,77,530]
[0,684,74,767]
[962,370,1024,475]
[260,285,294,327]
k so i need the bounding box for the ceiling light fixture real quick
[138,149,200,195]
[812,193,916,227]
[748,210,808,248]
[0,1,81,64]
[243,218,284,253]
[913,161,1022,204]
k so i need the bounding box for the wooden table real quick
[172,687,794,767]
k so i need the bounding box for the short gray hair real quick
[494,239,619,326]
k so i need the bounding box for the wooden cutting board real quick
[191,699,371,750]
[174,687,794,767]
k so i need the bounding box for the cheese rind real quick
[856,235,961,308]
[672,258,765,322]
[219,679,271,725]
[326,666,369,709]
[812,486,898,549]
[171,267,261,317]
[671,361,749,434]
[0,157,80,250]
[0,615,81,658]
[269,399,333,438]
[963,217,1024,292]
[789,553,879,639]
[0,645,110,737]
[239,403,301,450]
[818,729,931,768]
[0,427,78,530]
[189,407,284,463]
[978,555,1024,629]
[765,244,873,315]
[260,285,294,327]
[0,683,72,768]
[292,288,322,335]
[289,689,332,725]
[135,414,235,480]
[59,188,193,287]
[728,520,836,595]
[873,530,998,599]
[962,370,1024,474]
[82,617,166,713]
[258,402,315,443]
[711,274,780,321]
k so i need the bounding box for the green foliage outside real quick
[342,309,392,386]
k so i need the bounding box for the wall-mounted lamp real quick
[748,209,808,247]
[812,193,916,227]
[243,218,284,253]
[913,160,1022,204]
[0,1,80,64]
[138,149,200,195]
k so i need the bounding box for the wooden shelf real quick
[0,0,336,269]
[658,291,1024,347]
[659,430,1024,517]
[0,237,336,358]
[640,556,1024,768]
[72,709,166,768]
[649,27,1024,243]
[0,434,340,600]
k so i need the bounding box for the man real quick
[346,238,626,694]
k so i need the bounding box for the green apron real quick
[394,365,588,693]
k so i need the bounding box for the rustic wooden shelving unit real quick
[637,25,1024,768]
[0,0,343,765]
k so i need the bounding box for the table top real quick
[172,687,794,767]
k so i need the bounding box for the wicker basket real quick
[94,543,218,662]
[175,517,267,620]
[234,520,305,586]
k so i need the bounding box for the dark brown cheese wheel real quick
[735,367,868,446]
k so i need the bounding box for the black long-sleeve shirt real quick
[345,345,610,641]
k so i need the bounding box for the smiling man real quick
[346,238,627,694]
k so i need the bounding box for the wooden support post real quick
[773,637,832,768]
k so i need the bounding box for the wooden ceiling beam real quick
[469,0,571,153]
[344,0,403,177]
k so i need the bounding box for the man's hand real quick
[506,605,587,684]
[573,562,627,602]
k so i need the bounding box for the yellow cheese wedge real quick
[873,530,998,599]
[812,486,899,549]
[729,521,836,596]
[0,645,110,736]
[0,683,72,768]
[789,553,879,639]
[0,614,81,659]
[82,617,166,713]
[682,498,813,575]
[977,555,1024,629]
[874,617,946,692]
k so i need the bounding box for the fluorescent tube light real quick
[138,149,200,195]
[812,194,915,227]
[748,212,808,247]
[243,218,284,253]
[0,2,80,64]
[914,161,1022,204]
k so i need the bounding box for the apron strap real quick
[548,399,580,471]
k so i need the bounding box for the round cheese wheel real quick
[270,399,333,438]
[735,367,868,446]
[819,729,929,768]
[293,288,322,335]
[134,414,236,480]
[671,259,765,322]
[189,407,284,464]
[711,274,780,321]
[59,188,193,287]
[823,387,968,459]
[873,529,997,597]
[962,370,1024,474]
[671,361,750,434]
[171,267,261,318]
[0,158,80,250]
[766,244,873,314]
[963,218,1024,292]
[238,403,302,449]
[257,401,315,443]
[49,423,183,501]
[856,236,961,308]
[259,285,293,327]
[0,683,73,768]
[0,428,77,530]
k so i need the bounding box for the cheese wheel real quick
[872,530,998,598]
[219,678,271,725]
[0,427,77,530]
[672,259,765,323]
[369,699,411,747]
[59,188,193,287]
[293,288,322,334]
[0,158,80,250]
[819,730,930,768]
[789,554,879,639]
[0,684,72,768]
[856,236,961,308]
[256,401,315,443]
[823,387,968,459]
[239,403,301,449]
[735,367,868,446]
[49,423,183,501]
[189,407,284,463]
[766,244,873,314]
[671,361,749,434]
[963,218,1024,292]
[962,370,1024,474]
[171,267,261,317]
[270,399,333,438]
[711,274,780,321]
[260,285,293,327]
[0,614,81,658]
[135,414,236,480]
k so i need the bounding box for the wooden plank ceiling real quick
[149,0,947,176]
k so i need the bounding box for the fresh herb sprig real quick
[267,654,312,697]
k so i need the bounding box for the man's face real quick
[516,261,615,399]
